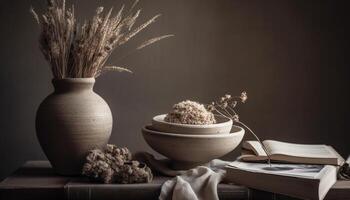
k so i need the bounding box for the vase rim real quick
[52,78,95,83]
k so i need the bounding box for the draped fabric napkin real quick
[135,152,230,200]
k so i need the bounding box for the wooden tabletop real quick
[0,161,349,200]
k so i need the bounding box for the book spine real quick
[226,168,318,200]
[65,184,161,200]
[248,189,302,200]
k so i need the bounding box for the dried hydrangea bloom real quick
[164,100,216,125]
[105,144,132,161]
[82,144,153,184]
[82,156,114,183]
[114,161,153,184]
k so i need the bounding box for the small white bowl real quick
[151,114,233,135]
[142,125,244,170]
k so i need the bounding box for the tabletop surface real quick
[0,161,349,200]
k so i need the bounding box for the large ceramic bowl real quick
[151,114,233,135]
[142,125,245,169]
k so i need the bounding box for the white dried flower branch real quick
[104,66,133,73]
[30,0,173,79]
[100,66,133,76]
[207,92,272,165]
[137,34,175,50]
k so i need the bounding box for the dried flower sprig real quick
[30,0,173,79]
[207,92,272,165]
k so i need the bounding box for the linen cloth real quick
[135,152,230,200]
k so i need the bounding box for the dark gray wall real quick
[0,0,349,180]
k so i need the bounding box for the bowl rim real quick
[142,125,244,138]
[152,114,233,128]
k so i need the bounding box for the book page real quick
[228,161,324,179]
[263,140,336,158]
[243,141,267,156]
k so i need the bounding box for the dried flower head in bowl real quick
[164,100,216,125]
[82,144,153,184]
[151,100,233,135]
[30,0,173,78]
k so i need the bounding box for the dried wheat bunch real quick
[30,0,173,78]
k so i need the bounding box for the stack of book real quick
[225,140,345,200]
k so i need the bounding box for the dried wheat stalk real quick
[30,0,173,78]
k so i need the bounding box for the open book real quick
[241,140,344,166]
[225,161,337,200]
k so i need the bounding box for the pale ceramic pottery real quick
[142,125,245,170]
[152,114,233,135]
[36,78,113,175]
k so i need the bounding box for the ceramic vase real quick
[36,78,113,175]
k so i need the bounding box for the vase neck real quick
[52,78,95,93]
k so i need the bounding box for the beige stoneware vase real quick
[36,78,112,175]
